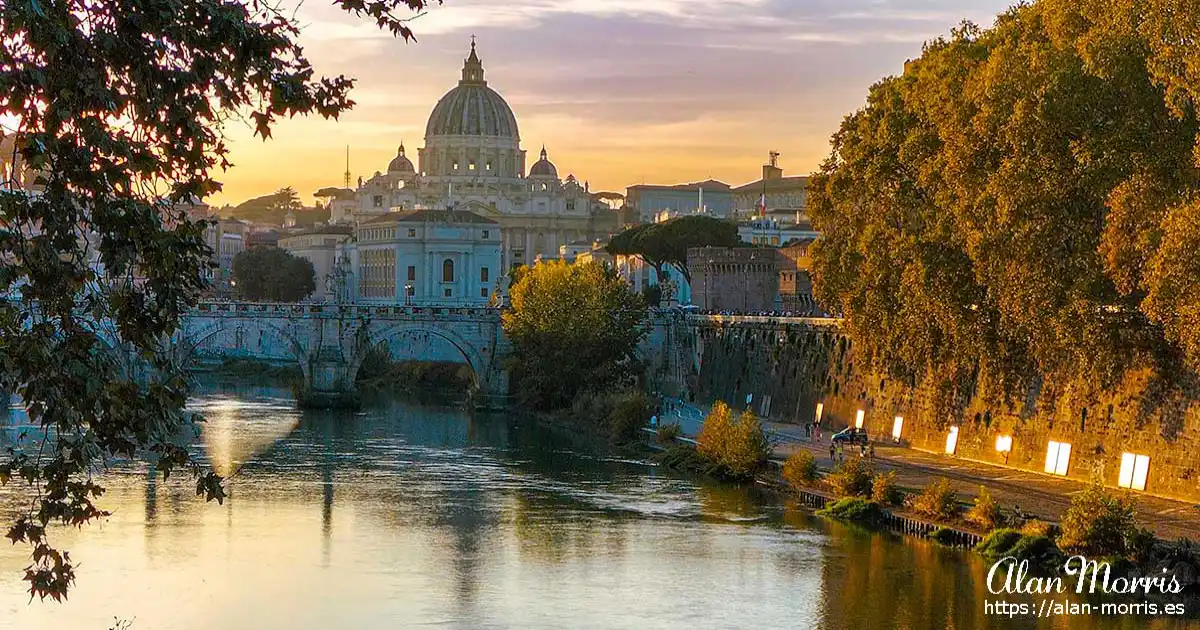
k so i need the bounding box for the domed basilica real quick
[342,41,615,272]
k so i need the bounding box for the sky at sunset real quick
[211,0,1017,206]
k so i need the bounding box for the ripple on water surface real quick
[0,386,1196,630]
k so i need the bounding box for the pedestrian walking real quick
[836,444,844,463]
[860,443,867,458]
[829,443,836,462]
[868,444,876,460]
[804,422,811,439]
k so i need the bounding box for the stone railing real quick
[688,314,843,327]
[190,301,502,320]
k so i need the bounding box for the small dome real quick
[529,146,557,178]
[388,144,414,173]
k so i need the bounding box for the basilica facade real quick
[341,42,616,275]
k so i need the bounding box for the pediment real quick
[463,200,503,217]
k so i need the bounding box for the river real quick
[0,381,1195,629]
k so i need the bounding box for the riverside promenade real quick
[658,399,1200,541]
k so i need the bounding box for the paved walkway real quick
[656,399,1200,541]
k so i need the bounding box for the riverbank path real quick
[656,399,1200,541]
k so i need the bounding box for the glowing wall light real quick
[1118,453,1150,491]
[1044,441,1072,476]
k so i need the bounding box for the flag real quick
[759,193,766,217]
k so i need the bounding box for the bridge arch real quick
[178,317,309,380]
[350,322,492,391]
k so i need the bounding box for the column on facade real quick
[425,250,434,302]
[462,250,471,303]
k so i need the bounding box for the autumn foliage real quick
[696,401,772,480]
[809,0,1200,404]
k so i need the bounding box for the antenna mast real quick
[343,146,351,189]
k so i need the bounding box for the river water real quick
[0,381,1195,629]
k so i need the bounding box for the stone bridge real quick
[173,302,511,408]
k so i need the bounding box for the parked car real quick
[831,427,870,446]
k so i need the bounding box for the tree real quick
[606,216,740,284]
[808,2,1200,409]
[232,248,316,302]
[0,0,430,599]
[502,260,648,409]
[695,402,771,480]
[227,187,330,226]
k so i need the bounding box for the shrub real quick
[654,444,722,477]
[977,529,1024,558]
[911,478,959,521]
[931,526,958,545]
[1058,483,1140,557]
[696,401,772,480]
[1128,527,1158,565]
[782,451,819,488]
[817,497,882,523]
[826,457,874,498]
[965,487,1004,531]
[606,390,653,443]
[1020,519,1052,538]
[657,422,682,444]
[871,470,901,506]
[1008,535,1064,571]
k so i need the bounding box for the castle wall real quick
[644,317,1200,503]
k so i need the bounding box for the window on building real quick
[453,161,459,170]
[373,195,383,207]
[407,228,416,238]
[468,161,476,171]
[480,267,489,283]
[482,229,489,239]
[480,288,489,298]
[770,236,780,246]
[444,288,452,298]
[540,183,547,191]
[442,258,454,283]
[485,161,492,171]
[566,200,575,211]
[407,266,416,282]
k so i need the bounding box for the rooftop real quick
[627,179,731,193]
[732,175,809,194]
[279,224,354,238]
[362,207,500,226]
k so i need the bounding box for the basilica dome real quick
[425,42,520,140]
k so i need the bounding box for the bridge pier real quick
[298,360,361,410]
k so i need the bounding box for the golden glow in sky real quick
[210,0,1016,206]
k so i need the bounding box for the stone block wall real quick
[653,319,1200,504]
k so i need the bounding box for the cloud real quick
[211,0,1019,205]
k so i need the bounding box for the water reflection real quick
[0,382,1197,629]
[198,396,300,478]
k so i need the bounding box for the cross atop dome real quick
[461,37,485,85]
